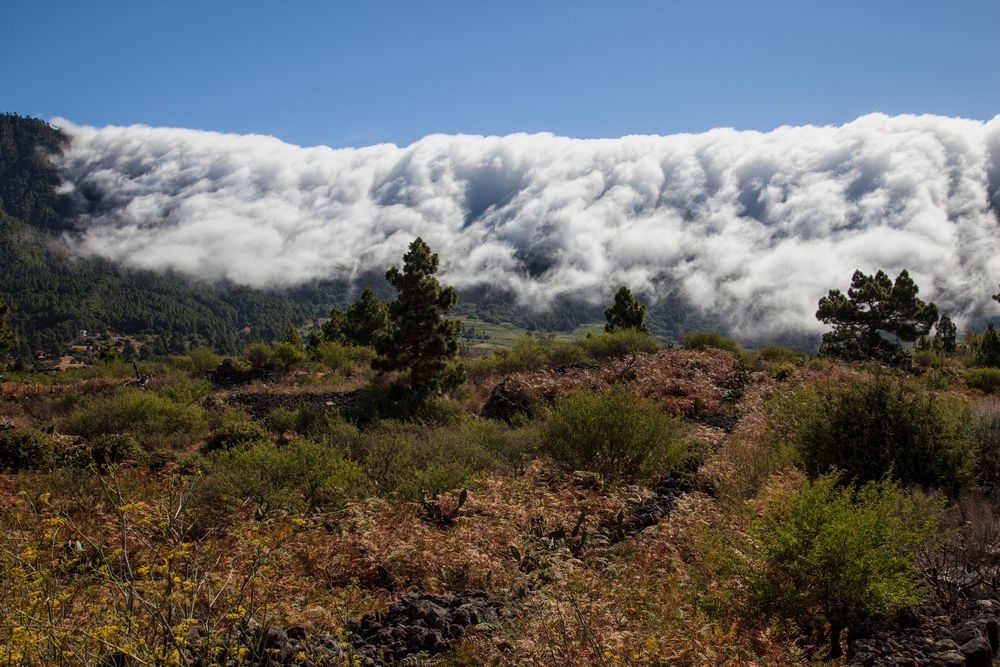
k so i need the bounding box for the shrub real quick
[0,427,54,471]
[680,331,741,354]
[540,386,689,483]
[187,346,223,374]
[769,374,975,497]
[464,332,658,381]
[87,433,147,469]
[411,396,469,426]
[203,420,270,453]
[194,439,364,523]
[242,342,274,369]
[151,371,214,404]
[911,349,940,370]
[267,407,299,434]
[755,344,804,365]
[465,336,550,379]
[967,368,1000,394]
[546,342,591,368]
[924,370,951,391]
[754,473,940,658]
[294,405,360,442]
[310,339,373,372]
[578,329,660,360]
[60,388,209,452]
[506,336,549,369]
[769,362,796,381]
[757,346,803,378]
[271,340,305,369]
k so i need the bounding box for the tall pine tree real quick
[816,269,938,363]
[373,238,464,401]
[604,286,649,334]
[344,288,389,347]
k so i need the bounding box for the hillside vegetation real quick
[2,314,1000,665]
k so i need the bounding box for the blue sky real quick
[2,0,998,147]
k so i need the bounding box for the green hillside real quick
[0,114,325,359]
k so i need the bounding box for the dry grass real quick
[472,348,745,419]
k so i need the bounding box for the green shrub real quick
[268,407,299,433]
[924,370,951,391]
[412,396,469,426]
[540,386,689,483]
[578,330,660,360]
[0,428,54,471]
[288,405,360,442]
[204,420,270,453]
[755,344,805,365]
[769,362,796,381]
[680,331,741,354]
[967,368,1000,393]
[60,388,209,452]
[754,473,940,658]
[194,439,363,523]
[310,340,373,372]
[272,340,305,369]
[242,342,275,369]
[769,374,975,497]
[505,336,549,370]
[911,349,940,370]
[187,346,223,374]
[803,357,833,371]
[87,433,147,469]
[151,371,214,403]
[546,342,591,368]
[465,336,551,379]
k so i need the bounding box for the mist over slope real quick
[53,114,1000,342]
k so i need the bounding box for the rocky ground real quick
[848,600,999,666]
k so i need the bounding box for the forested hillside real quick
[0,115,326,358]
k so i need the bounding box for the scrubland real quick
[1,332,999,665]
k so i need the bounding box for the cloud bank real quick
[52,113,1000,342]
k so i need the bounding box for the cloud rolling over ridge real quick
[52,113,1000,342]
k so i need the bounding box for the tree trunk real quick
[828,622,845,659]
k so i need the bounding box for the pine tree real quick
[282,324,304,352]
[933,315,957,353]
[816,269,938,363]
[373,238,464,400]
[321,307,347,343]
[604,286,649,334]
[344,288,389,347]
[978,324,1000,368]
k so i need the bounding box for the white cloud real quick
[51,113,1000,342]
